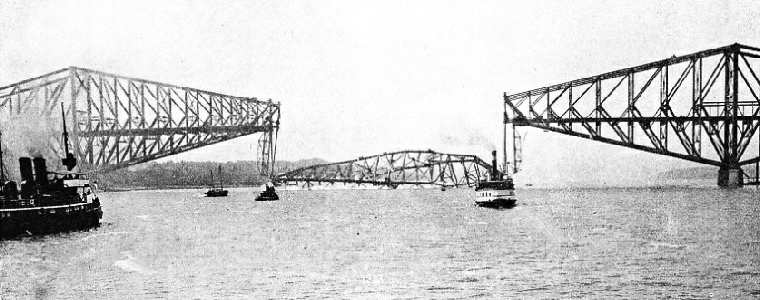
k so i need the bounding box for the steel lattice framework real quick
[274,150,493,188]
[505,44,760,186]
[0,67,280,173]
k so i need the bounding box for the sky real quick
[2,0,760,186]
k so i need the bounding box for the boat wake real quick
[80,231,131,242]
[114,251,155,275]
[647,241,686,250]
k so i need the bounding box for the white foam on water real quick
[648,241,686,249]
[114,251,155,275]
[80,231,131,242]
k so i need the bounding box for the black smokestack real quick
[491,150,500,181]
[19,157,34,182]
[33,157,48,186]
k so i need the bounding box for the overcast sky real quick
[2,1,759,185]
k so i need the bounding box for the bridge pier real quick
[718,167,744,187]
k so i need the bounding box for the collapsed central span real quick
[274,150,493,188]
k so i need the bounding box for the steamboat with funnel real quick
[0,105,102,238]
[474,107,521,208]
[474,150,516,208]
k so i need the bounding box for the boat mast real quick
[61,103,70,158]
[0,131,6,182]
[60,103,77,170]
[503,93,508,178]
[209,169,214,188]
[218,165,223,189]
[512,121,518,175]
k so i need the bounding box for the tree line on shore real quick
[93,158,328,191]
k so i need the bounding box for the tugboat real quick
[474,150,516,208]
[205,165,228,197]
[255,182,278,201]
[0,105,103,238]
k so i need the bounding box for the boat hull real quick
[255,194,278,201]
[475,197,517,208]
[474,179,517,208]
[0,202,102,238]
[205,190,228,197]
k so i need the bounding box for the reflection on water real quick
[1,187,759,298]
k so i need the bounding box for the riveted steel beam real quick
[505,44,760,186]
[0,67,280,174]
[274,150,493,188]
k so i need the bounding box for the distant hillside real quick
[657,165,758,181]
[94,158,330,191]
[275,158,331,173]
[657,166,716,180]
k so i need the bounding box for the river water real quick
[1,186,759,299]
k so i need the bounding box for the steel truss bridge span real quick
[274,150,493,189]
[0,67,280,173]
[505,43,760,186]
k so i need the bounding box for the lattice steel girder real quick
[0,67,280,172]
[505,43,760,169]
[274,150,493,188]
[77,125,272,137]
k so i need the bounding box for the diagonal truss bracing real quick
[0,67,280,173]
[505,43,760,171]
[274,150,493,188]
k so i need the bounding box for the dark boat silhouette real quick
[205,165,228,197]
[0,104,102,238]
[255,183,278,201]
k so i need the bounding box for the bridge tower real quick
[505,44,760,187]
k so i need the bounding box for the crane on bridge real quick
[504,43,760,187]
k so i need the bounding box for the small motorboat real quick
[205,188,228,197]
[255,183,279,201]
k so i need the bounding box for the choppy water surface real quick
[1,187,760,299]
